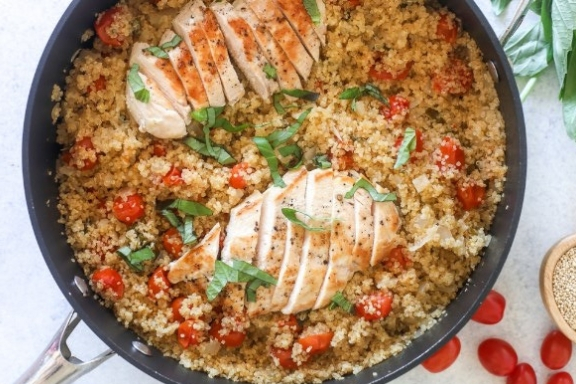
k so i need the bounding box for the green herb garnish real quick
[117,246,156,272]
[264,63,278,79]
[329,291,354,313]
[272,89,319,115]
[303,0,321,25]
[312,154,332,169]
[145,34,183,58]
[394,127,417,169]
[206,259,277,302]
[339,83,388,111]
[278,144,304,169]
[159,199,212,246]
[491,0,512,16]
[281,207,330,232]
[253,137,286,187]
[266,109,312,147]
[166,199,213,217]
[127,64,150,103]
[344,179,397,202]
[183,136,236,165]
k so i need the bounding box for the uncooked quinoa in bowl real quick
[53,0,507,382]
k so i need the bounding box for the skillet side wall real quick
[22,0,526,383]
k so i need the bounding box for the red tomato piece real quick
[477,338,518,376]
[91,267,124,300]
[297,332,334,356]
[112,192,145,225]
[329,147,354,170]
[369,61,413,81]
[278,314,302,333]
[171,297,185,322]
[471,290,506,325]
[541,330,572,370]
[432,59,474,96]
[229,162,250,189]
[63,137,99,171]
[162,228,184,259]
[209,319,246,348]
[383,246,413,272]
[436,136,465,172]
[548,372,574,384]
[177,320,202,348]
[355,291,393,321]
[421,336,461,373]
[436,14,458,44]
[507,363,536,384]
[148,267,171,300]
[162,165,184,186]
[456,181,486,210]
[348,0,362,7]
[271,348,299,370]
[381,95,410,120]
[94,6,127,47]
[87,75,107,94]
[152,142,167,157]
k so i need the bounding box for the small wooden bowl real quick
[540,233,576,343]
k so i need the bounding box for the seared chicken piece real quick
[275,0,321,62]
[160,30,210,111]
[234,0,302,91]
[371,201,402,265]
[244,0,314,80]
[352,187,374,271]
[130,42,192,124]
[173,1,226,107]
[125,70,187,139]
[283,169,333,314]
[167,223,221,286]
[210,2,279,99]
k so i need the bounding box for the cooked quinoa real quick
[54,0,507,382]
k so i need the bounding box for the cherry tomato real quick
[421,336,461,373]
[348,0,362,7]
[432,58,474,96]
[271,347,299,370]
[162,228,184,259]
[355,291,393,321]
[471,290,506,325]
[87,75,107,94]
[171,297,186,322]
[297,332,334,356]
[369,61,413,81]
[457,181,486,211]
[278,314,301,333]
[229,162,249,189]
[381,95,410,120]
[148,267,171,300]
[112,192,145,225]
[94,6,128,47]
[383,246,413,273]
[507,363,536,384]
[91,267,124,300]
[477,338,518,376]
[436,136,465,172]
[548,372,574,384]
[152,142,167,157]
[177,320,202,348]
[209,319,246,348]
[436,14,458,44]
[541,330,572,370]
[162,166,184,186]
[329,147,354,170]
[63,137,98,171]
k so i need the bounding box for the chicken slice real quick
[210,2,279,99]
[247,168,308,317]
[282,169,333,314]
[234,0,302,91]
[313,0,327,46]
[167,223,221,286]
[314,174,356,309]
[160,30,210,111]
[125,70,187,139]
[244,0,314,80]
[275,0,321,62]
[130,42,191,124]
[173,1,226,107]
[370,201,402,265]
[352,187,374,271]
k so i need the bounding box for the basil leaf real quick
[329,291,354,313]
[245,280,262,302]
[313,154,332,169]
[339,84,388,111]
[394,127,417,169]
[364,83,388,105]
[266,108,312,147]
[530,0,542,15]
[491,0,512,16]
[213,117,250,133]
[253,137,286,187]
[183,136,236,165]
[167,199,213,217]
[206,261,232,301]
[562,35,576,140]
[339,87,362,100]
[273,92,288,115]
[206,260,277,301]
[303,0,321,25]
[232,259,278,286]
[117,246,155,272]
[264,63,277,79]
[541,0,553,46]
[551,0,576,97]
[344,179,397,202]
[278,144,304,169]
[191,107,225,125]
[281,89,320,102]
[504,21,551,77]
[127,64,150,103]
[161,209,181,228]
[145,46,169,59]
[160,34,183,50]
[179,215,198,245]
[281,207,329,232]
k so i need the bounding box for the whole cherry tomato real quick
[297,332,334,356]
[421,336,461,373]
[507,363,536,384]
[229,162,249,189]
[91,267,124,300]
[471,290,506,325]
[209,319,246,348]
[112,192,145,225]
[548,372,574,384]
[94,6,128,47]
[436,136,465,172]
[162,227,183,259]
[477,338,518,376]
[148,267,171,300]
[355,291,393,321]
[62,137,98,171]
[177,320,202,348]
[457,181,486,211]
[541,330,572,370]
[271,347,299,370]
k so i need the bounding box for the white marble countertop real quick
[2,1,575,383]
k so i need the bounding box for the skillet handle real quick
[14,311,115,384]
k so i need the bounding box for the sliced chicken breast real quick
[173,1,226,107]
[314,175,356,309]
[370,201,401,265]
[130,42,192,124]
[352,187,374,271]
[234,0,302,91]
[282,169,333,314]
[247,168,308,317]
[210,2,279,99]
[244,0,314,80]
[167,223,221,286]
[275,0,321,62]
[160,30,210,111]
[125,70,187,139]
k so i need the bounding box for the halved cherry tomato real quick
[148,267,171,300]
[162,165,184,186]
[152,142,167,157]
[91,267,124,300]
[209,319,246,348]
[421,336,461,373]
[271,347,299,370]
[355,291,393,321]
[477,338,518,376]
[381,95,410,120]
[63,137,98,171]
[507,363,536,384]
[162,228,183,259]
[112,192,145,225]
[436,14,458,44]
[229,162,249,189]
[348,0,362,7]
[171,297,186,322]
[432,58,474,96]
[369,61,413,81]
[541,330,572,370]
[94,6,128,47]
[548,372,574,384]
[471,290,506,325]
[278,314,302,333]
[297,332,334,356]
[436,136,465,172]
[457,181,486,210]
[384,246,413,272]
[87,75,107,94]
[177,320,202,348]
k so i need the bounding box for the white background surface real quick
[2,0,575,383]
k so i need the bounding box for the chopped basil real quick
[117,246,156,272]
[206,259,277,302]
[344,179,397,202]
[272,89,319,115]
[179,216,198,245]
[160,208,181,228]
[253,137,286,187]
[127,64,150,103]
[278,144,303,169]
[273,92,289,115]
[394,127,417,169]
[281,207,330,232]
[329,291,354,313]
[232,259,278,285]
[183,136,236,165]
[303,0,321,25]
[339,83,388,111]
[145,34,183,58]
[313,154,332,169]
[160,200,211,246]
[264,63,278,79]
[266,109,312,148]
[167,199,213,217]
[191,107,225,125]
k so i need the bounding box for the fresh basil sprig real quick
[253,137,286,187]
[117,246,156,272]
[344,179,397,202]
[145,34,183,59]
[329,291,354,313]
[281,207,330,232]
[127,64,150,103]
[339,84,388,111]
[313,154,332,169]
[206,259,277,302]
[394,127,417,169]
